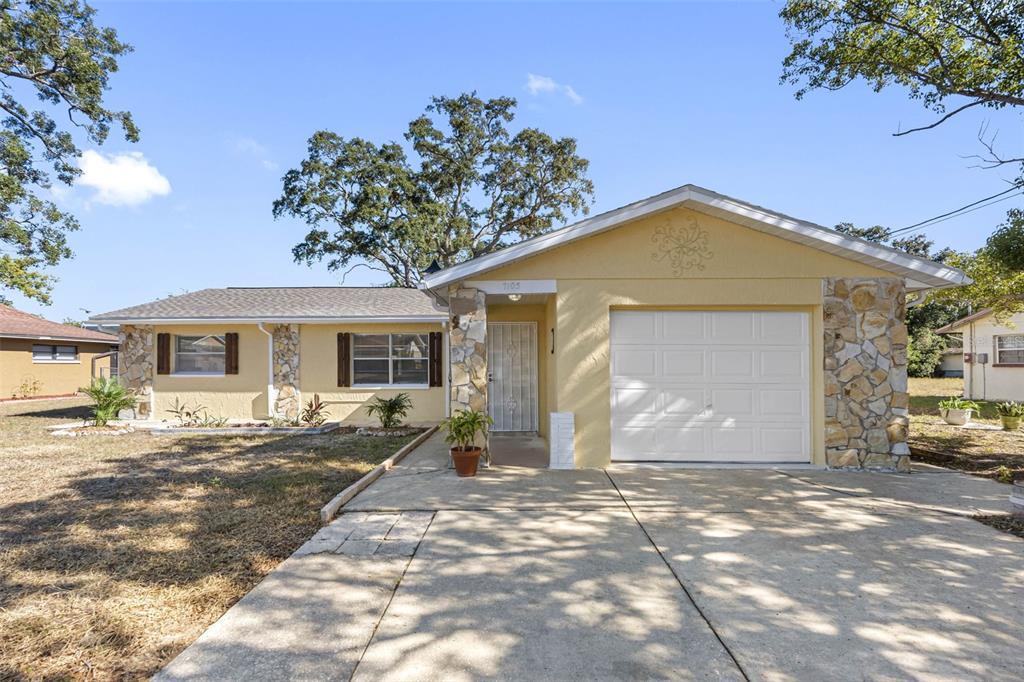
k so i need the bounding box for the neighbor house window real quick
[32,344,78,363]
[352,333,428,385]
[995,334,1024,365]
[174,335,226,374]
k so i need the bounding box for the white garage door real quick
[610,310,810,463]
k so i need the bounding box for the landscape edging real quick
[320,424,439,524]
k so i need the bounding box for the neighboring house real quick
[938,347,964,378]
[93,184,969,470]
[0,304,119,399]
[936,310,1024,400]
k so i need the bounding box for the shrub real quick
[937,396,981,412]
[300,394,328,426]
[996,401,1024,417]
[168,399,227,427]
[365,392,412,429]
[907,328,946,378]
[80,377,136,426]
[441,409,493,451]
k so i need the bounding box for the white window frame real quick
[173,334,226,376]
[352,333,430,388]
[31,344,79,364]
[994,334,1024,366]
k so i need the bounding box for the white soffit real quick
[422,184,971,292]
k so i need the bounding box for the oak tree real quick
[273,93,593,287]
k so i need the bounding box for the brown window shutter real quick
[156,333,170,375]
[225,332,239,375]
[428,331,442,387]
[337,332,351,387]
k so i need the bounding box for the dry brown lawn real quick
[909,376,1024,480]
[0,398,418,681]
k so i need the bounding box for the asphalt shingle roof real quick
[91,287,446,322]
[0,305,119,342]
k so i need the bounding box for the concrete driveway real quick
[159,433,1024,682]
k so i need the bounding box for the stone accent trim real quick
[823,277,910,471]
[448,287,487,414]
[119,325,154,418]
[272,324,301,420]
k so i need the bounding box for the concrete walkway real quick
[159,432,1024,682]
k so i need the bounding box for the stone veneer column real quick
[272,324,301,420]
[118,324,154,418]
[448,286,487,414]
[823,277,910,471]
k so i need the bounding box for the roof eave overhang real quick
[87,315,449,325]
[0,332,118,343]
[423,185,971,292]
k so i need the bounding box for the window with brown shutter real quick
[337,332,351,387]
[225,333,239,374]
[156,333,170,375]
[429,331,442,387]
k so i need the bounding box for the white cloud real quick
[525,73,583,105]
[230,135,278,171]
[77,150,171,206]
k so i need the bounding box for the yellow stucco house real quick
[93,185,968,470]
[0,304,118,399]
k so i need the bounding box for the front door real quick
[487,322,539,431]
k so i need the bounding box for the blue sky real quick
[14,1,1023,322]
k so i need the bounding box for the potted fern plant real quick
[938,396,982,426]
[996,401,1024,431]
[441,409,492,477]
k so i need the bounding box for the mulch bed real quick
[974,514,1024,540]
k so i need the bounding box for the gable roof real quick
[0,305,119,343]
[422,184,971,292]
[935,309,995,333]
[90,287,447,324]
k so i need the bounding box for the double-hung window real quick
[352,333,429,386]
[995,334,1024,366]
[174,335,226,374]
[32,344,78,363]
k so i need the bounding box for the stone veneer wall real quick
[272,324,301,420]
[823,277,910,471]
[119,324,154,418]
[448,287,487,413]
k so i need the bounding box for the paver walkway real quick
[159,432,1024,682]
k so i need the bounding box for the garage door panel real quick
[760,349,806,380]
[711,427,755,454]
[663,388,706,416]
[710,350,755,379]
[760,389,807,418]
[611,427,657,460]
[759,312,808,343]
[761,428,809,458]
[710,388,754,417]
[612,387,658,415]
[663,350,705,377]
[655,426,705,456]
[710,312,756,343]
[610,311,657,341]
[611,310,811,463]
[612,349,657,377]
[661,311,707,340]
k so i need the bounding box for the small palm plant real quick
[365,392,413,429]
[441,409,493,477]
[80,377,136,427]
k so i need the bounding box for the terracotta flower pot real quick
[451,446,482,477]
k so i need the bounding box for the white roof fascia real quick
[87,315,449,325]
[422,184,971,291]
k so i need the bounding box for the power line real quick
[889,185,1023,236]
[891,189,1024,238]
